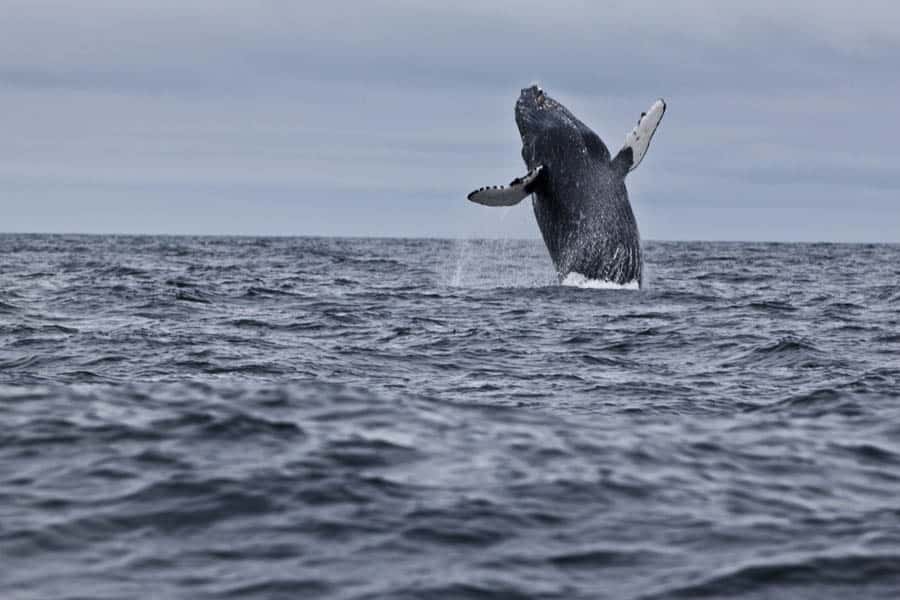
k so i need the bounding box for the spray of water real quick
[450,238,472,287]
[560,272,640,290]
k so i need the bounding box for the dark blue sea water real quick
[2,234,899,599]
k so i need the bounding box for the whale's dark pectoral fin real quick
[613,99,666,175]
[467,165,544,206]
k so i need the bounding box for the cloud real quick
[4,1,898,95]
[1,1,899,240]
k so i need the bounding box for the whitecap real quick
[560,272,639,290]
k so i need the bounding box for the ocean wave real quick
[3,235,900,599]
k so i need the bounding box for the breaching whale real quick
[468,86,665,287]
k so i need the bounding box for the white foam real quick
[561,272,640,290]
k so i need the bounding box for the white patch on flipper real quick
[467,165,543,207]
[621,99,666,172]
[561,272,639,290]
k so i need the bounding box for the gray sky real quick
[2,1,899,240]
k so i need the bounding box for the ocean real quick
[2,234,899,599]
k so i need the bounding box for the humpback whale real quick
[468,86,665,287]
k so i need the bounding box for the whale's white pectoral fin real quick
[467,165,544,206]
[615,99,666,173]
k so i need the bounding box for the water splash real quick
[561,271,639,290]
[447,238,556,288]
[450,238,471,287]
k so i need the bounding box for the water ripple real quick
[1,236,899,599]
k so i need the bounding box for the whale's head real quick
[515,85,580,164]
[515,85,558,139]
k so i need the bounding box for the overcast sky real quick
[2,1,899,240]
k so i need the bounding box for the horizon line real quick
[1,231,898,245]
